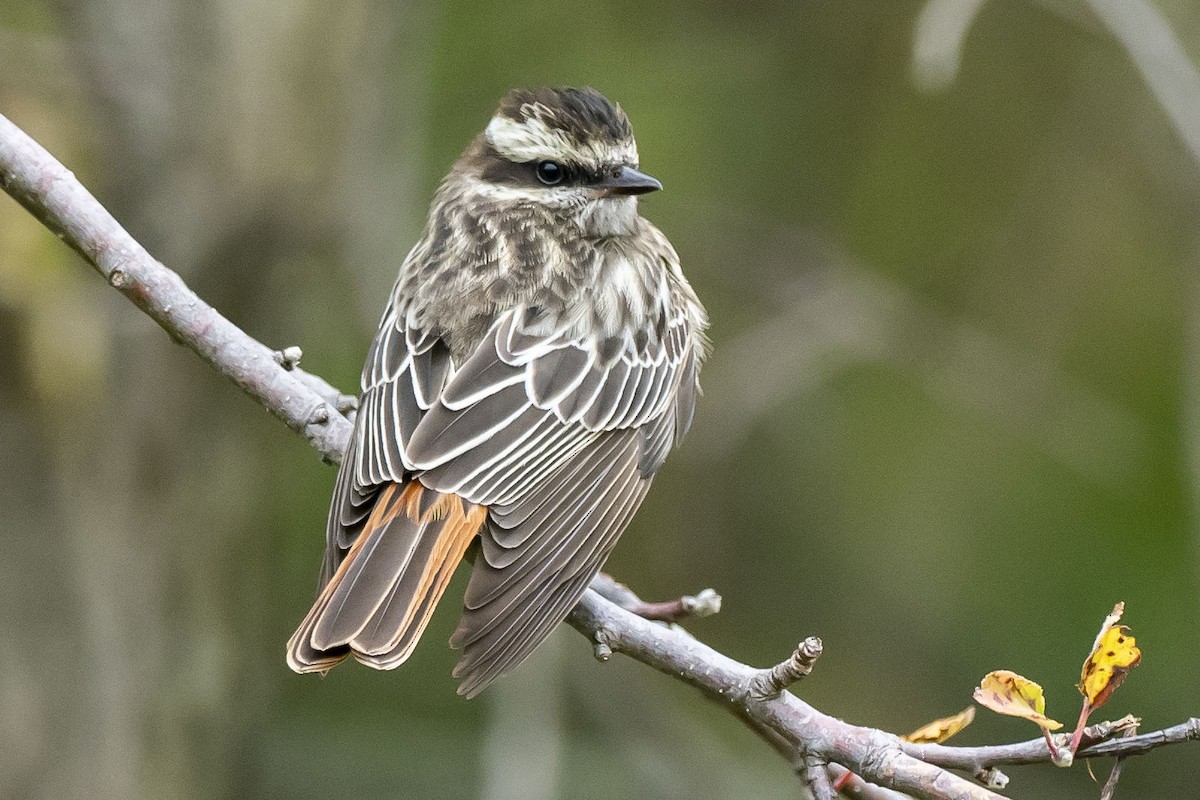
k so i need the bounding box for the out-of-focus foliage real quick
[2,1,1199,798]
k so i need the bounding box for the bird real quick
[286,86,708,697]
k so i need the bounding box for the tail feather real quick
[355,525,474,668]
[353,490,480,658]
[350,516,445,655]
[287,483,485,674]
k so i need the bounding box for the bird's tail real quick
[287,482,487,674]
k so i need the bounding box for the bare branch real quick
[1099,721,1139,800]
[624,588,722,622]
[1076,718,1200,760]
[0,112,354,464]
[799,753,835,800]
[972,767,1008,791]
[748,637,823,700]
[3,109,1198,800]
[567,590,1003,800]
[829,765,917,800]
[901,718,1200,772]
[589,574,722,622]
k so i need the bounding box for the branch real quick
[2,111,1196,798]
[901,718,1200,773]
[568,589,1001,800]
[590,573,722,622]
[747,636,823,700]
[0,113,354,464]
[1099,721,1139,800]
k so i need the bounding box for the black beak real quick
[594,165,662,197]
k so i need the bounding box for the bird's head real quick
[456,87,661,237]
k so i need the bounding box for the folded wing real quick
[407,306,698,695]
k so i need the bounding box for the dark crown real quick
[496,87,632,144]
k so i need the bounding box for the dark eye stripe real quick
[476,142,620,190]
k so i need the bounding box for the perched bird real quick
[287,87,708,697]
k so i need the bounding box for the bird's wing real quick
[317,300,453,587]
[451,429,652,696]
[405,305,700,695]
[407,304,696,498]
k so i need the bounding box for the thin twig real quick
[828,765,916,800]
[588,574,722,622]
[624,588,722,622]
[1099,722,1140,800]
[901,718,1200,771]
[799,753,835,800]
[973,767,1007,791]
[748,637,823,700]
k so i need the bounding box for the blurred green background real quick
[2,1,1199,797]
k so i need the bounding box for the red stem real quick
[1069,701,1093,754]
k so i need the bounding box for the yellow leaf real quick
[973,670,1063,731]
[1079,624,1141,709]
[902,706,976,743]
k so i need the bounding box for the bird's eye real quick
[536,161,565,186]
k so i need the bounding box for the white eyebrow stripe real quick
[486,115,572,162]
[485,115,640,168]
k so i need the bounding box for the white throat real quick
[576,196,638,238]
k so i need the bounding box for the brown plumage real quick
[287,87,708,697]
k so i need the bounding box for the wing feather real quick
[417,407,548,492]
[454,432,643,632]
[408,383,537,468]
[378,321,408,382]
[440,350,527,410]
[474,434,634,573]
[487,432,633,540]
[454,421,593,504]
[450,442,653,698]
[485,472,646,641]
[322,310,454,584]
[377,381,404,479]
[392,371,424,454]
[527,345,593,405]
[411,339,452,408]
[673,345,699,440]
[465,425,595,506]
[615,363,655,428]
[581,359,632,429]
[637,402,677,476]
[556,365,607,422]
